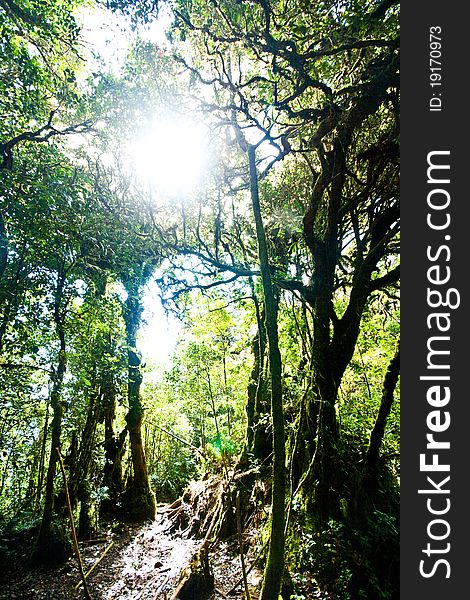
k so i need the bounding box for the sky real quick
[138,279,182,369]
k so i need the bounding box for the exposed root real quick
[166,477,225,539]
[169,467,267,599]
[170,543,214,600]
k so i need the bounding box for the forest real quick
[0,0,400,598]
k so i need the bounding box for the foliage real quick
[139,291,253,499]
[287,508,399,599]
[142,381,198,499]
[340,299,400,455]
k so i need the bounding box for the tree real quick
[121,262,157,521]
[158,0,400,521]
[245,143,286,599]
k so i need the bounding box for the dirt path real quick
[0,505,263,600]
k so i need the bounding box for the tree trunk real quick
[248,145,286,600]
[0,242,27,353]
[100,374,126,517]
[70,388,100,538]
[78,481,93,540]
[348,342,401,526]
[32,272,68,563]
[25,434,41,504]
[122,284,155,521]
[365,342,400,470]
[0,212,7,282]
[35,403,49,512]
[300,138,349,523]
[246,301,271,464]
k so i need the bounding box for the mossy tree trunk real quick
[298,108,400,524]
[245,292,272,464]
[247,145,286,600]
[100,372,127,517]
[121,274,155,522]
[0,212,7,281]
[347,342,400,525]
[33,266,68,563]
[0,240,27,354]
[365,342,400,471]
[70,384,100,539]
[35,404,49,512]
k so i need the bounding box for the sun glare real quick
[129,118,209,200]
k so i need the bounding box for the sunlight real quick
[139,278,182,372]
[128,118,209,200]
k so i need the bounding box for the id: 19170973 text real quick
[429,26,442,112]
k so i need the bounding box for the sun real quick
[128,117,209,200]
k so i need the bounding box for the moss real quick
[120,486,156,523]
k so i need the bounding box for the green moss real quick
[120,486,156,523]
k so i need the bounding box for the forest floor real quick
[0,504,270,600]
